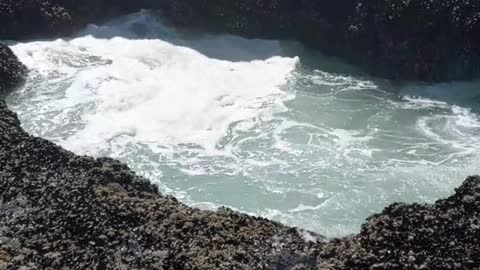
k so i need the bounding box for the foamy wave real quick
[402,96,450,110]
[7,10,480,239]
[12,35,298,157]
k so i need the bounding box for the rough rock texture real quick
[1,45,480,269]
[135,0,480,81]
[0,50,319,268]
[0,0,73,39]
[0,43,26,95]
[1,0,479,81]
[0,0,159,40]
[0,102,319,269]
[346,0,480,81]
[318,176,480,269]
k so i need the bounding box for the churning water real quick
[7,11,480,237]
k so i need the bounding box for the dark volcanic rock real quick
[0,103,319,269]
[345,0,480,81]
[0,0,73,39]
[158,0,480,81]
[1,0,480,81]
[1,5,480,269]
[0,46,479,268]
[0,0,159,40]
[0,43,26,95]
[318,176,480,269]
[1,93,479,269]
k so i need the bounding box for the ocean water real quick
[6,10,480,237]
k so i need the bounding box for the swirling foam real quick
[7,10,480,238]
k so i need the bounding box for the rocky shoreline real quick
[2,42,480,270]
[0,44,25,95]
[2,0,480,81]
[1,1,480,269]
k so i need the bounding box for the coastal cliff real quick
[1,0,479,81]
[1,33,480,269]
[0,43,25,95]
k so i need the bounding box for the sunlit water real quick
[6,11,480,237]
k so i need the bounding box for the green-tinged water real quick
[6,11,480,237]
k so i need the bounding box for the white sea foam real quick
[402,96,450,110]
[7,10,480,238]
[12,32,298,157]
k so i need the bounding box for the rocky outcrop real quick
[0,0,73,40]
[158,0,480,81]
[1,3,480,269]
[0,50,319,268]
[0,46,479,269]
[0,43,26,95]
[1,90,479,269]
[0,103,318,269]
[0,0,153,40]
[345,0,480,81]
[2,0,479,81]
[0,60,318,267]
[318,176,480,269]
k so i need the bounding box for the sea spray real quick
[7,11,480,237]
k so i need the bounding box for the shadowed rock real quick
[0,43,26,95]
[345,0,480,81]
[1,7,480,269]
[0,98,319,269]
[1,0,479,81]
[318,176,480,269]
[1,87,479,268]
[0,50,319,267]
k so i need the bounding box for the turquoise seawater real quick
[7,11,480,237]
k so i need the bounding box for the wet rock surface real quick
[158,0,480,81]
[1,3,480,268]
[0,100,320,269]
[0,43,26,95]
[1,0,479,81]
[0,44,480,269]
[318,176,480,269]
[345,0,480,81]
[0,53,320,268]
[0,0,73,40]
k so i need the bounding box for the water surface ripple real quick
[7,11,480,237]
